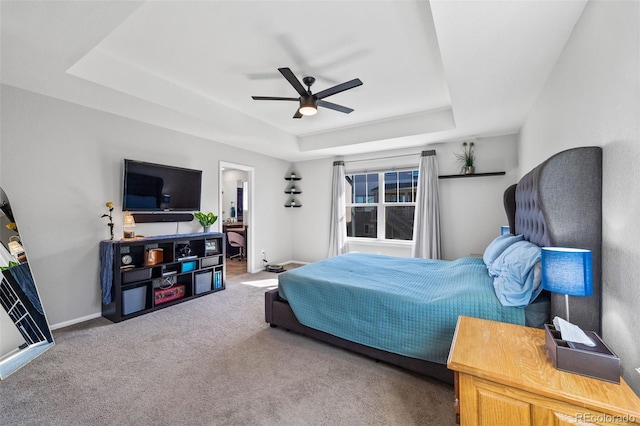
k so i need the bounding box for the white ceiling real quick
[1,1,587,162]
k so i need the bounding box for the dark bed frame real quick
[265,147,602,384]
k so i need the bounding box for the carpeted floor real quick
[0,270,454,425]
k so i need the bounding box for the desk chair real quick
[227,231,245,261]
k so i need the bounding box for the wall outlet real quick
[261,249,266,255]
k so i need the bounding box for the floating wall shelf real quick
[438,172,506,179]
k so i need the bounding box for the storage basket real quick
[122,268,152,284]
[201,256,220,268]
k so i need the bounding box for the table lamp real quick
[541,247,593,322]
[123,212,136,238]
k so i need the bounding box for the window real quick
[345,170,418,241]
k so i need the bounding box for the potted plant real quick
[194,211,218,233]
[455,141,476,174]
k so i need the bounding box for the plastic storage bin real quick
[195,271,213,294]
[123,285,147,315]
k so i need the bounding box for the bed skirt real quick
[264,288,454,384]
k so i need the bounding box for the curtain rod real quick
[343,152,420,164]
[343,150,435,164]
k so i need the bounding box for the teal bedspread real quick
[278,252,525,364]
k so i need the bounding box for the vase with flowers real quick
[101,202,114,240]
[455,141,476,175]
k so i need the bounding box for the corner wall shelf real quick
[284,173,302,208]
[438,172,506,179]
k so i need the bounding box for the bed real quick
[265,147,602,384]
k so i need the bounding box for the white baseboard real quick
[256,259,309,272]
[50,312,102,331]
[280,260,309,266]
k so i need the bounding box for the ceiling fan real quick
[251,67,363,119]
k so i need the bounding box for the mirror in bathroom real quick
[0,187,54,379]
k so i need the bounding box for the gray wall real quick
[0,85,293,328]
[519,0,640,394]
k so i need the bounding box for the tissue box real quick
[544,324,620,383]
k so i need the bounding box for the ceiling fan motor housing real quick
[300,95,318,108]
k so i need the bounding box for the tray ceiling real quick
[1,1,587,161]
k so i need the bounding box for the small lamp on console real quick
[123,212,136,238]
[541,247,593,322]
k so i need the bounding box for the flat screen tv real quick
[123,159,202,211]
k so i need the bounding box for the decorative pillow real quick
[483,234,524,270]
[490,240,542,307]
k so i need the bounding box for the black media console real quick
[100,232,225,322]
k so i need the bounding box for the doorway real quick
[219,161,254,277]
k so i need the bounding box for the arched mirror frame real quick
[0,187,54,379]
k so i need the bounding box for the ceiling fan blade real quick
[251,96,299,101]
[293,109,303,119]
[314,78,363,100]
[278,67,308,97]
[318,100,354,114]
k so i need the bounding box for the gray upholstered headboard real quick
[504,147,602,333]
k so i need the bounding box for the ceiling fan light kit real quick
[299,97,318,116]
[252,67,362,119]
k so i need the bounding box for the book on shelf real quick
[214,270,223,289]
[177,255,198,261]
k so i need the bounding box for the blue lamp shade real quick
[541,247,593,297]
[501,226,510,235]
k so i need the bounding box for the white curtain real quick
[412,150,441,259]
[328,161,347,257]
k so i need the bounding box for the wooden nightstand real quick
[447,316,640,425]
